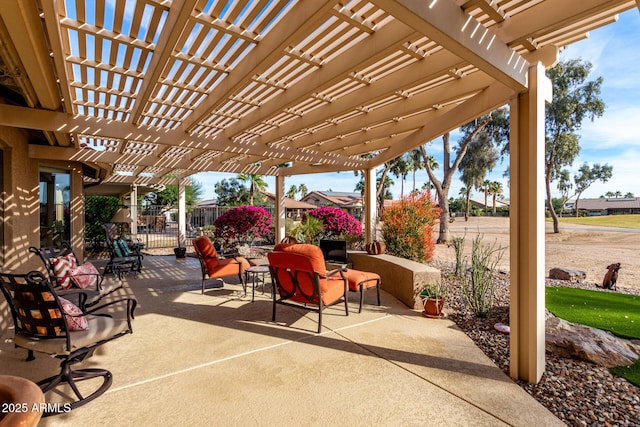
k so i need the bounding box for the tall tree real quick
[237,174,267,206]
[215,178,249,205]
[408,149,424,192]
[153,179,203,207]
[298,183,308,198]
[545,59,605,233]
[286,184,298,199]
[571,163,613,216]
[458,131,499,221]
[488,181,503,214]
[556,169,572,216]
[390,156,410,198]
[479,179,491,215]
[420,115,494,243]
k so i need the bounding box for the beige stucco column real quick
[177,178,186,246]
[274,175,286,243]
[509,62,552,383]
[363,167,377,243]
[129,185,138,237]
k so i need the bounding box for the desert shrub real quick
[381,191,440,263]
[213,206,272,246]
[461,234,505,317]
[449,235,466,278]
[307,206,362,238]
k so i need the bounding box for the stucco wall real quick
[348,252,440,310]
[0,123,86,336]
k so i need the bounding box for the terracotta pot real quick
[0,375,45,427]
[422,297,445,319]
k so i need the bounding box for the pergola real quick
[0,0,637,383]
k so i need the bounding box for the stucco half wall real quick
[348,252,440,310]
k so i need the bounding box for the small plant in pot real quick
[174,233,187,259]
[419,282,446,319]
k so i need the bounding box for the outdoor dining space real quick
[0,255,562,426]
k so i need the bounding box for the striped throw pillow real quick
[52,254,78,290]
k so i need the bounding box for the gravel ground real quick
[431,260,640,426]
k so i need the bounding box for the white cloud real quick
[580,105,640,150]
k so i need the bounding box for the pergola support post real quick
[275,175,286,243]
[129,185,138,237]
[178,178,186,247]
[509,62,551,383]
[363,167,377,243]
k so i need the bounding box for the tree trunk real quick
[465,188,471,221]
[546,172,560,233]
[484,190,488,216]
[438,193,451,244]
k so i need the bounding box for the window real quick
[39,169,71,246]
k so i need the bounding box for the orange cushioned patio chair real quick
[192,236,250,294]
[268,243,349,333]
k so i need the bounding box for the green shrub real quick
[381,191,440,263]
[84,196,122,242]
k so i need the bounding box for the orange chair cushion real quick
[268,245,344,305]
[193,236,219,271]
[343,269,380,291]
[210,257,250,278]
[271,243,327,274]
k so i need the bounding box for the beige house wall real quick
[0,123,86,332]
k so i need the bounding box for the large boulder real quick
[546,313,640,368]
[549,267,586,282]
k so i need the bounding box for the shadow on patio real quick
[0,256,562,426]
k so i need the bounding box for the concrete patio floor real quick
[0,255,563,426]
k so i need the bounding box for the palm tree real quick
[286,185,298,199]
[614,191,622,198]
[237,174,267,206]
[298,183,308,198]
[391,156,410,197]
[625,192,635,198]
[604,191,615,199]
[488,181,503,214]
[408,149,424,193]
[478,179,491,215]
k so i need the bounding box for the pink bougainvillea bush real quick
[213,206,272,245]
[307,206,362,239]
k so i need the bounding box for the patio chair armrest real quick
[67,272,104,292]
[325,267,347,278]
[86,297,138,329]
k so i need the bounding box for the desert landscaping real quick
[432,216,640,291]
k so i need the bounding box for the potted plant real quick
[174,233,186,258]
[419,282,446,319]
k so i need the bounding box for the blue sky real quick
[194,9,640,202]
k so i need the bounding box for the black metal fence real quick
[133,205,276,249]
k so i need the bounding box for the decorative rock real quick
[549,267,587,282]
[546,314,640,368]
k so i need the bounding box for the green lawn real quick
[546,287,640,386]
[557,214,640,229]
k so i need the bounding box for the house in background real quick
[469,197,510,214]
[261,191,316,220]
[567,197,640,216]
[301,191,363,219]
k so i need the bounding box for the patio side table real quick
[245,265,271,302]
